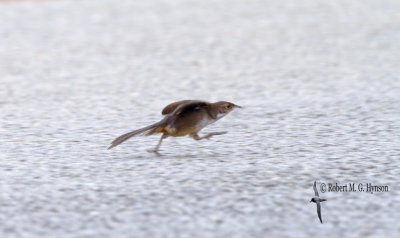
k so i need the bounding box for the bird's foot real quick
[147,149,162,156]
[202,131,228,140]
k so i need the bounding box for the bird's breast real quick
[196,117,216,131]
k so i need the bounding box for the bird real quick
[108,100,241,153]
[310,181,327,224]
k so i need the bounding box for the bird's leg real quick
[191,131,228,140]
[148,134,168,153]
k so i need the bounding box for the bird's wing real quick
[170,100,209,117]
[313,181,319,197]
[162,100,209,129]
[162,100,200,115]
[317,202,323,224]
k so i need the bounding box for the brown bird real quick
[108,100,241,153]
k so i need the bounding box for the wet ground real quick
[1,0,399,237]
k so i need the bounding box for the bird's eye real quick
[227,105,232,109]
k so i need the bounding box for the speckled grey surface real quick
[1,0,399,237]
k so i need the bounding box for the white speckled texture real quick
[0,0,399,237]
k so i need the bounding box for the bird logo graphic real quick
[310,181,327,224]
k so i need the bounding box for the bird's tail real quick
[108,122,165,150]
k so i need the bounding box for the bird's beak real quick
[234,104,242,109]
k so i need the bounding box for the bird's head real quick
[214,101,242,117]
